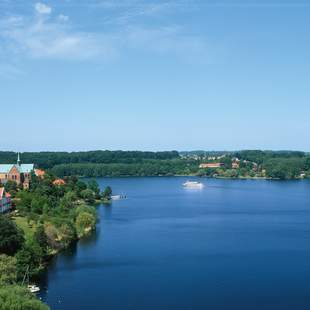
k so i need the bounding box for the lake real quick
[39,177,310,310]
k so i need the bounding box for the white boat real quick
[28,284,40,293]
[111,194,127,200]
[182,181,204,188]
[22,266,40,293]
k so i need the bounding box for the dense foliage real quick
[11,175,108,259]
[0,285,49,310]
[50,159,198,177]
[0,174,111,310]
[1,150,310,180]
[0,255,17,285]
[0,250,50,309]
[0,217,24,256]
[0,151,179,169]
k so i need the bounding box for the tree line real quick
[0,151,179,169]
[50,159,198,177]
[1,150,309,180]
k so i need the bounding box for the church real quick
[0,154,34,189]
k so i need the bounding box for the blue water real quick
[40,177,310,310]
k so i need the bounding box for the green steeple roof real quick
[0,164,34,174]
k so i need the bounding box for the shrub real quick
[0,216,25,256]
[0,285,50,310]
[0,254,17,285]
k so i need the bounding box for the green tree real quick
[221,156,232,169]
[264,158,304,179]
[30,195,48,214]
[0,216,25,255]
[15,242,44,280]
[102,186,112,200]
[0,254,17,285]
[88,179,100,199]
[34,225,48,255]
[44,223,59,250]
[75,211,96,238]
[4,180,18,197]
[16,191,33,214]
[59,191,76,210]
[58,223,76,248]
[75,180,87,197]
[305,157,310,170]
[0,285,50,310]
[80,189,95,204]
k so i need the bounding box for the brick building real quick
[199,163,224,169]
[0,154,34,189]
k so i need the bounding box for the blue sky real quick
[0,0,309,151]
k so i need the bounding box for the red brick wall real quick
[8,166,21,184]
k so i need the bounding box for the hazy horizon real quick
[0,148,309,153]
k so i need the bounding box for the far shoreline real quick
[81,175,310,181]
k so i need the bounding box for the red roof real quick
[53,179,66,186]
[35,169,45,177]
[199,163,224,168]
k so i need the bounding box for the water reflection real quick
[101,203,113,220]
[79,228,99,249]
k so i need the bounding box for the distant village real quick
[182,153,259,171]
[181,152,308,179]
[198,156,257,170]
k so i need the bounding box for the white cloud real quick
[35,2,52,15]
[58,14,69,22]
[0,1,211,64]
[1,16,118,61]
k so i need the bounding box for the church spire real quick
[17,153,21,166]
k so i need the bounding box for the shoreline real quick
[80,174,309,181]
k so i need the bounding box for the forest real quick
[0,150,309,180]
[0,151,179,168]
